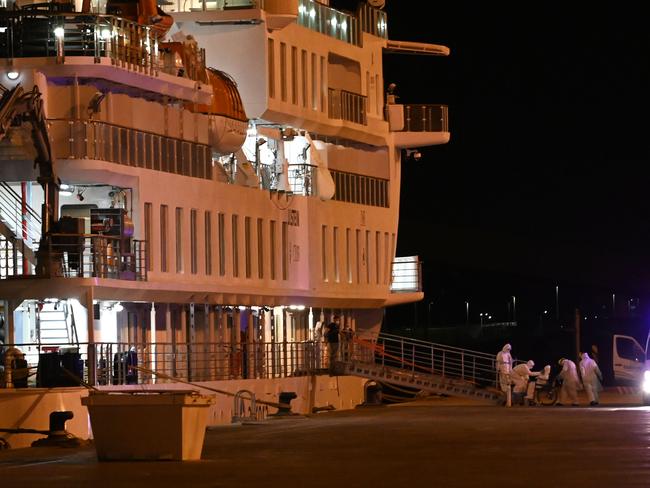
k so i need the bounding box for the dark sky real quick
[380,2,650,304]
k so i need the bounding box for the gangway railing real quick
[0,182,42,247]
[349,332,499,389]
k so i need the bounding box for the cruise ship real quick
[0,0,450,448]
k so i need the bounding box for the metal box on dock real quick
[81,390,214,461]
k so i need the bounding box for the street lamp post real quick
[465,301,469,325]
[428,301,434,327]
[512,296,516,323]
[555,285,559,320]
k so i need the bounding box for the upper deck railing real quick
[0,10,206,84]
[401,104,449,133]
[328,88,367,125]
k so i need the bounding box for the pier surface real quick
[0,390,648,488]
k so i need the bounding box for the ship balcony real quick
[0,10,207,85]
[387,103,450,149]
[0,233,147,281]
[328,88,367,126]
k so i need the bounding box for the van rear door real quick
[613,334,645,385]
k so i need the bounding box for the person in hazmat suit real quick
[496,344,513,407]
[511,360,540,405]
[579,352,603,406]
[557,358,582,406]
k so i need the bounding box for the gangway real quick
[338,333,502,402]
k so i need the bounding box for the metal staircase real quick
[0,182,41,277]
[341,333,502,402]
[36,300,79,345]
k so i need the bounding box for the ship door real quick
[613,334,645,385]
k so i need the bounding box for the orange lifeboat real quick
[105,0,173,39]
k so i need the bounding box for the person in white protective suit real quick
[579,352,603,406]
[557,358,582,406]
[526,364,551,404]
[496,344,513,407]
[511,360,540,405]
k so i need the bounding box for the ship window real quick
[120,128,128,164]
[218,212,226,276]
[128,130,136,166]
[144,202,152,272]
[282,221,288,280]
[291,46,298,105]
[333,226,340,283]
[145,133,152,168]
[153,136,161,171]
[176,207,184,273]
[183,143,191,176]
[280,42,287,102]
[365,230,370,284]
[311,52,317,110]
[165,139,174,173]
[384,232,389,284]
[160,205,168,272]
[355,229,361,284]
[232,214,239,278]
[190,209,198,275]
[301,49,308,108]
[321,225,328,282]
[257,218,264,279]
[205,211,212,276]
[136,132,145,167]
[375,231,381,285]
[268,38,275,99]
[270,220,277,280]
[176,140,183,175]
[346,228,352,283]
[160,137,168,172]
[245,216,251,279]
[320,56,326,113]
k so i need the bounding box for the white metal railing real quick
[3,340,331,387]
[0,182,41,246]
[351,332,498,388]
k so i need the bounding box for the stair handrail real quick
[0,182,42,245]
[351,333,498,387]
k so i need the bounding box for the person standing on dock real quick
[557,358,582,406]
[580,352,603,406]
[496,343,513,407]
[325,315,341,366]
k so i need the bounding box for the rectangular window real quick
[311,53,317,110]
[245,216,252,279]
[257,218,264,279]
[365,230,371,284]
[366,71,370,114]
[346,228,352,283]
[384,232,390,285]
[282,221,289,280]
[268,38,275,99]
[320,56,326,113]
[205,211,212,276]
[160,205,168,272]
[175,207,183,273]
[321,225,328,282]
[291,46,298,105]
[375,74,380,115]
[333,226,340,283]
[280,42,287,102]
[232,214,239,277]
[190,209,197,274]
[270,220,277,280]
[355,229,361,284]
[301,49,308,108]
[218,212,226,276]
[144,203,153,272]
[375,231,381,284]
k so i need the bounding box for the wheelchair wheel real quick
[536,387,558,406]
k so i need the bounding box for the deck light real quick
[330,17,337,29]
[7,71,19,80]
[309,8,315,19]
[101,28,111,40]
[54,27,65,38]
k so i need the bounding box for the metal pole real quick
[555,285,559,320]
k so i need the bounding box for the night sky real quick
[368,2,650,329]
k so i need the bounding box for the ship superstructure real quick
[0,0,449,447]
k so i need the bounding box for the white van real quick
[614,332,650,405]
